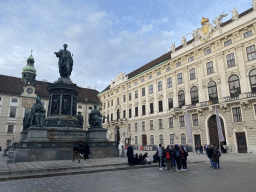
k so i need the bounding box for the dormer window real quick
[204,49,211,55]
[157,71,161,76]
[176,62,181,67]
[188,56,194,62]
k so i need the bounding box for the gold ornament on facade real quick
[197,17,215,42]
[22,98,36,109]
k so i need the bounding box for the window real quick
[123,110,126,118]
[181,133,186,144]
[11,98,18,103]
[7,125,14,133]
[103,103,105,109]
[135,136,138,144]
[108,101,110,108]
[111,100,113,107]
[116,89,119,93]
[78,105,82,109]
[129,109,132,118]
[135,123,138,131]
[128,124,131,132]
[157,71,161,76]
[123,95,126,102]
[6,140,11,146]
[123,87,125,90]
[170,134,174,144]
[232,107,242,122]
[159,119,163,129]
[9,107,16,118]
[168,98,173,109]
[249,69,256,92]
[111,113,113,121]
[111,93,113,95]
[149,75,152,79]
[228,75,241,97]
[142,87,145,96]
[167,77,172,88]
[190,68,196,80]
[158,81,162,91]
[158,100,163,112]
[208,81,218,103]
[141,79,144,83]
[166,67,171,72]
[150,103,154,114]
[177,73,183,84]
[176,62,181,67]
[128,84,131,88]
[179,116,185,127]
[149,84,153,94]
[142,121,145,131]
[206,61,214,74]
[178,90,185,108]
[169,117,173,128]
[204,49,211,55]
[150,120,153,130]
[107,115,109,122]
[226,53,235,67]
[224,39,232,46]
[142,105,146,116]
[134,82,137,86]
[188,56,194,62]
[191,86,199,105]
[150,135,154,144]
[135,107,138,117]
[129,93,132,101]
[135,90,138,99]
[159,134,164,144]
[246,45,256,61]
[117,97,119,105]
[192,114,198,126]
[244,30,252,38]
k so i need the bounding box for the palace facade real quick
[0,54,100,148]
[99,6,256,153]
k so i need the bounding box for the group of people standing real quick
[206,145,221,169]
[73,141,90,163]
[126,145,151,166]
[156,144,188,171]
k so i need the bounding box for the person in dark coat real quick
[173,144,182,171]
[213,147,221,169]
[127,145,134,166]
[206,145,215,167]
[73,142,81,163]
[170,145,176,168]
[180,146,188,171]
[82,143,90,162]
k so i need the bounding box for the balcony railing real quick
[224,96,239,102]
[246,92,256,98]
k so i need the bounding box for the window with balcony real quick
[232,107,242,122]
[150,135,154,144]
[177,73,183,84]
[249,69,256,93]
[142,105,146,116]
[159,119,163,129]
[142,121,145,131]
[9,107,16,118]
[150,120,153,130]
[142,87,145,96]
[244,30,252,38]
[150,103,154,114]
[167,77,172,88]
[149,84,153,94]
[224,39,232,46]
[191,86,199,105]
[170,134,174,144]
[226,53,235,67]
[159,134,164,144]
[169,117,173,128]
[178,90,185,108]
[158,100,163,112]
[135,90,138,99]
[246,45,256,61]
[179,116,185,127]
[208,81,218,104]
[7,125,14,133]
[192,114,198,126]
[206,61,214,74]
[228,75,241,98]
[168,98,173,110]
[158,81,162,91]
[190,68,196,80]
[181,133,186,144]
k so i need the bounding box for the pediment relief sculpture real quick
[157,95,163,100]
[167,92,173,98]
[134,102,139,107]
[149,97,154,102]
[110,72,128,89]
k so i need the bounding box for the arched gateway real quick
[208,115,226,147]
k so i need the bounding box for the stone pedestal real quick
[27,127,49,142]
[87,128,107,142]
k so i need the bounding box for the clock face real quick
[26,88,33,94]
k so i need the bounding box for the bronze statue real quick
[88,104,105,128]
[23,110,32,131]
[77,112,84,127]
[30,96,46,127]
[54,44,73,78]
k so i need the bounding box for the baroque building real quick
[99,6,256,153]
[0,53,101,148]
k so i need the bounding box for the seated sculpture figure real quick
[88,104,106,128]
[30,96,46,127]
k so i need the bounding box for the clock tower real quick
[22,50,37,86]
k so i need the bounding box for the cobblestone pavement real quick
[0,159,256,192]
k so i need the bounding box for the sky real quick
[0,0,252,92]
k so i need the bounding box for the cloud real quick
[140,24,153,34]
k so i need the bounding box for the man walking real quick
[73,141,81,163]
[158,144,164,170]
[127,145,134,166]
[206,145,214,167]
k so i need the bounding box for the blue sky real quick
[0,0,252,91]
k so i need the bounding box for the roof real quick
[0,74,99,104]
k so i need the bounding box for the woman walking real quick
[82,143,90,163]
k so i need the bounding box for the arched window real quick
[208,81,218,104]
[190,86,199,105]
[228,75,241,97]
[249,69,256,93]
[178,90,185,108]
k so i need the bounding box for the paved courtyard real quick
[0,153,255,192]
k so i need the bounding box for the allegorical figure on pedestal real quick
[88,104,106,128]
[30,96,46,127]
[77,112,84,127]
[54,44,73,78]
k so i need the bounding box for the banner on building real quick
[185,113,193,143]
[216,107,225,142]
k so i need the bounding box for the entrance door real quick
[194,135,201,149]
[236,132,247,153]
[208,115,226,147]
[142,135,147,145]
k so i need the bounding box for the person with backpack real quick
[213,147,221,169]
[73,141,81,163]
[165,145,172,171]
[174,144,182,172]
[157,144,164,170]
[180,146,188,171]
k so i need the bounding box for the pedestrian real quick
[206,145,215,167]
[79,141,84,157]
[213,147,221,169]
[199,145,203,155]
[127,145,134,166]
[170,145,176,168]
[174,144,182,172]
[82,143,90,162]
[73,141,81,163]
[157,144,164,170]
[180,146,188,171]
[196,145,199,154]
[165,145,172,171]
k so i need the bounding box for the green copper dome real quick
[22,64,36,73]
[27,55,34,60]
